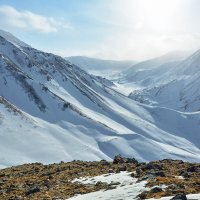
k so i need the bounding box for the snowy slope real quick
[69,172,200,200]
[0,29,30,48]
[1,31,200,168]
[70,172,147,200]
[112,51,189,97]
[129,50,200,112]
[120,51,189,81]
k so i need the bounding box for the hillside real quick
[120,51,189,82]
[128,50,200,112]
[0,30,200,169]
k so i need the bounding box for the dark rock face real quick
[187,166,197,172]
[170,194,187,200]
[100,160,110,166]
[116,165,127,173]
[126,158,139,164]
[138,169,166,181]
[113,155,128,164]
[25,186,40,196]
[137,191,148,199]
[113,155,138,164]
[147,170,165,177]
[150,187,163,193]
[180,171,190,178]
[142,162,162,171]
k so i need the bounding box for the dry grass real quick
[0,160,137,200]
[0,158,199,200]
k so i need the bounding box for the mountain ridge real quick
[128,49,200,112]
[0,30,200,169]
[66,56,136,77]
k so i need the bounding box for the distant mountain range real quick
[66,56,136,76]
[117,49,200,112]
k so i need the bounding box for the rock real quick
[116,165,127,173]
[95,181,104,186]
[108,169,114,173]
[126,158,139,164]
[52,197,62,200]
[100,160,110,166]
[106,185,117,190]
[150,187,163,193]
[137,191,148,199]
[15,196,23,200]
[113,155,128,164]
[109,181,121,186]
[180,171,190,178]
[113,155,138,164]
[187,166,198,172]
[41,171,53,176]
[142,162,162,171]
[136,168,142,175]
[138,170,165,181]
[43,180,50,188]
[137,174,155,181]
[25,186,40,196]
[170,194,187,200]
[130,172,136,177]
[0,173,5,178]
[148,170,165,177]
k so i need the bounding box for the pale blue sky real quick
[0,0,200,60]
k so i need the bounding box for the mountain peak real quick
[0,29,30,48]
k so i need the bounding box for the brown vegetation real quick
[0,157,199,200]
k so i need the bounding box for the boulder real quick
[25,186,40,196]
[187,165,198,172]
[142,162,162,171]
[180,171,190,178]
[116,165,127,173]
[150,187,163,193]
[113,155,138,164]
[170,194,187,200]
[113,155,128,164]
[148,170,165,177]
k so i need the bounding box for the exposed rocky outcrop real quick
[0,157,199,200]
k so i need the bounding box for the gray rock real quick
[170,194,187,200]
[116,165,127,173]
[25,186,40,196]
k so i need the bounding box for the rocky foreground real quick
[0,156,200,200]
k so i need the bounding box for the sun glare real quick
[136,0,181,32]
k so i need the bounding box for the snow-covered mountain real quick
[0,30,30,48]
[119,51,189,84]
[66,56,136,77]
[128,50,200,112]
[1,30,200,168]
